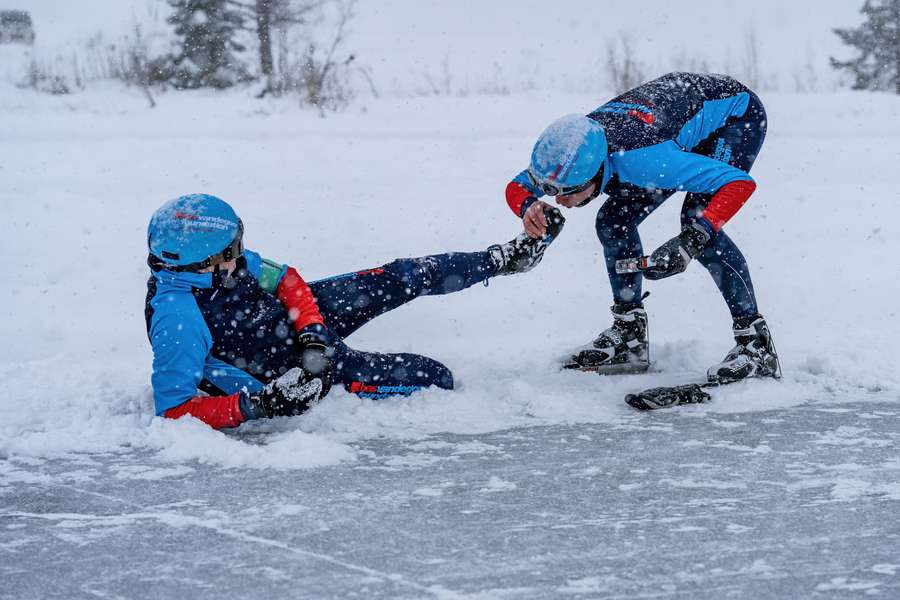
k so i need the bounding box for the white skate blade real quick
[596,361,650,376]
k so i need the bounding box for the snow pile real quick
[2,85,899,470]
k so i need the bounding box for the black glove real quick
[643,223,711,280]
[244,367,330,418]
[297,325,335,382]
[543,205,566,239]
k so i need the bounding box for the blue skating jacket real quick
[511,72,756,200]
[144,250,291,416]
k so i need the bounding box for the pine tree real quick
[167,0,249,89]
[831,0,900,94]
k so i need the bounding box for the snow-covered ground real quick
[2,80,900,597]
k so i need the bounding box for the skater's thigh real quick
[308,262,421,339]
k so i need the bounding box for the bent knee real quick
[398,353,454,390]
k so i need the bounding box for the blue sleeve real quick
[204,357,264,396]
[676,93,750,151]
[611,140,753,195]
[149,295,213,416]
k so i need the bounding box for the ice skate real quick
[708,316,780,383]
[563,305,649,374]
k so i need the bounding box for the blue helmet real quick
[529,114,607,196]
[147,194,243,271]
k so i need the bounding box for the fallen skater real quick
[145,194,563,429]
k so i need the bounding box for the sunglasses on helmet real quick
[527,168,595,197]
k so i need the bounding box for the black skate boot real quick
[563,304,649,374]
[708,315,781,383]
[489,206,565,276]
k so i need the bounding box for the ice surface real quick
[4,404,900,598]
[2,79,900,597]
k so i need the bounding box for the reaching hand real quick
[642,224,711,280]
[523,201,553,238]
[523,201,565,239]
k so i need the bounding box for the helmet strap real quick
[575,165,605,207]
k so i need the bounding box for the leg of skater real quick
[331,340,454,398]
[563,184,673,373]
[309,209,565,339]
[682,92,779,382]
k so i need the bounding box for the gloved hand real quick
[243,366,330,418]
[523,202,566,239]
[296,324,335,381]
[543,205,566,240]
[643,223,711,280]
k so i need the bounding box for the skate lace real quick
[726,337,770,362]
[594,319,640,348]
[595,326,623,348]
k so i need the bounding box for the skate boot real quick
[563,304,649,374]
[489,206,565,276]
[708,315,781,383]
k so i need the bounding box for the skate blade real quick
[562,362,650,375]
[707,371,780,385]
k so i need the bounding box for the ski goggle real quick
[527,168,595,197]
[149,220,244,273]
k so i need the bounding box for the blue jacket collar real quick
[152,269,213,290]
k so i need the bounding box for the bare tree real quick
[741,26,761,90]
[669,47,711,74]
[124,23,162,107]
[298,0,355,111]
[605,33,647,93]
[247,0,321,95]
[791,47,820,93]
[422,54,453,96]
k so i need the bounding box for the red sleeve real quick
[164,393,246,430]
[276,266,325,332]
[701,180,757,231]
[506,181,534,217]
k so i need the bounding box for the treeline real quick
[18,0,900,108]
[25,0,364,111]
